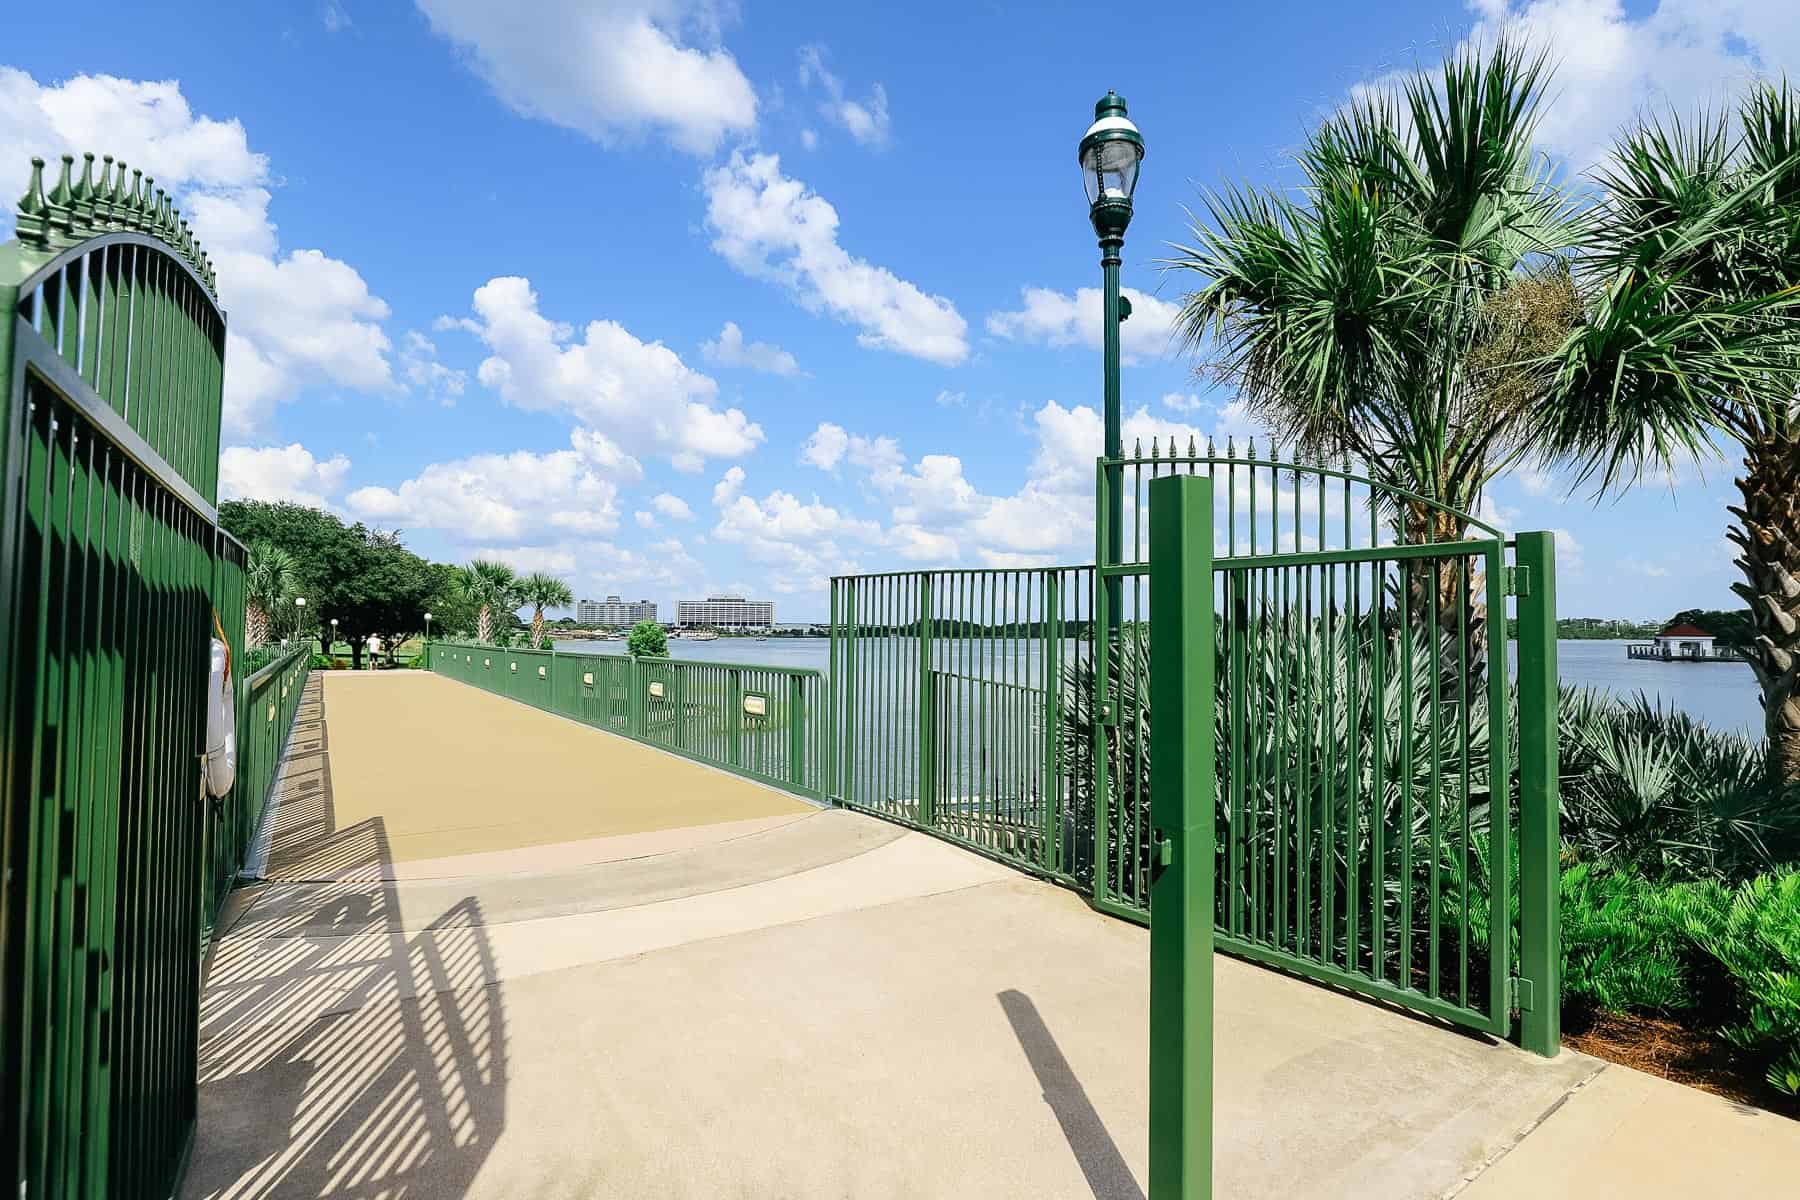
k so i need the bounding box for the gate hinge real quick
[1507,976,1536,1012]
[1503,565,1531,598]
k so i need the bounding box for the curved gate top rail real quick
[3,150,228,510]
[9,150,220,296]
[1098,435,1505,569]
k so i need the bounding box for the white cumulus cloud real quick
[797,45,891,147]
[701,321,800,375]
[415,0,757,155]
[0,69,395,435]
[345,428,639,543]
[219,443,351,508]
[1367,1,1800,170]
[446,276,762,471]
[987,285,1182,364]
[702,151,968,365]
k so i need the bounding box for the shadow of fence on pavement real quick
[183,676,508,1199]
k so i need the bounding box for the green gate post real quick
[1514,530,1561,1057]
[917,573,936,826]
[788,673,808,796]
[1147,474,1215,1200]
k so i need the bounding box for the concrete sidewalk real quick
[185,673,1799,1199]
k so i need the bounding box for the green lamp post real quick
[1080,91,1144,627]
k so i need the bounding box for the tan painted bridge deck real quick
[185,672,1798,1199]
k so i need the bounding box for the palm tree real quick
[244,542,297,648]
[1164,39,1584,653]
[1534,81,1800,782]
[517,571,574,649]
[458,558,518,644]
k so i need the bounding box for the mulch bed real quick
[1564,1009,1795,1118]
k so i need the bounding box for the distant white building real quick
[677,595,774,629]
[1653,622,1714,658]
[576,595,657,627]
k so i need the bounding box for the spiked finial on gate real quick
[71,152,97,225]
[95,155,115,224]
[13,152,220,300]
[1226,436,1236,459]
[1187,435,1198,458]
[15,156,50,244]
[45,154,76,240]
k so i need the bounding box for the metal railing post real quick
[788,673,807,795]
[1040,571,1060,874]
[1148,473,1215,1200]
[917,573,936,827]
[728,667,743,767]
[1514,531,1562,1058]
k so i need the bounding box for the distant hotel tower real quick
[576,595,657,627]
[676,595,774,629]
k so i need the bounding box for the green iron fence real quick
[828,439,1562,1055]
[0,152,274,1200]
[424,642,827,800]
[827,567,1097,880]
[213,646,311,905]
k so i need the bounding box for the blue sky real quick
[3,1,1792,621]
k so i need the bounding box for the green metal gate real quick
[0,152,266,1199]
[1092,440,1560,1048]
[827,438,1561,1054]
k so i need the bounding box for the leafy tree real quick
[1166,39,1583,657]
[627,620,668,658]
[219,501,436,669]
[517,571,574,648]
[458,558,518,643]
[423,562,479,639]
[243,541,297,648]
[1532,80,1800,782]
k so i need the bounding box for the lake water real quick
[557,635,1766,737]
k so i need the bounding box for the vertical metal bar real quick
[918,573,935,826]
[1343,557,1359,973]
[1041,572,1059,873]
[1514,532,1561,1056]
[1147,473,1214,1200]
[1399,562,1415,989]
[1227,571,1246,937]
[1428,557,1442,999]
[1458,556,1472,1010]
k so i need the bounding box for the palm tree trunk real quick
[477,604,493,644]
[1727,427,1800,784]
[1403,500,1489,685]
[531,608,545,649]
[246,602,267,648]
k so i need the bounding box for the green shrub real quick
[627,620,668,658]
[1558,687,1799,882]
[1661,870,1800,1097]
[1560,863,1696,1017]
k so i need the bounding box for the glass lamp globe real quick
[1079,92,1144,207]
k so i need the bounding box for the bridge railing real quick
[424,642,826,801]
